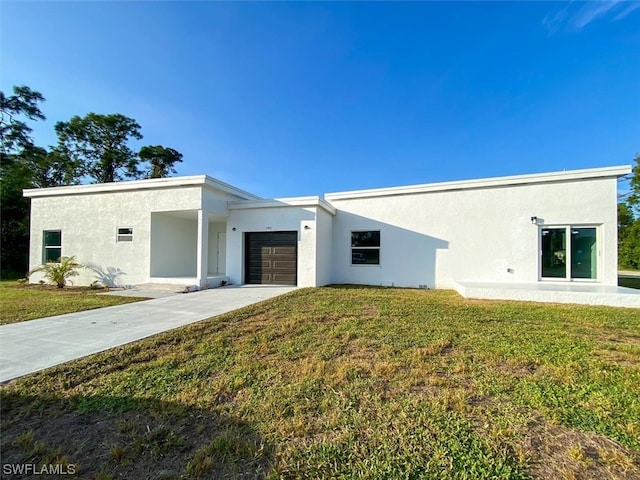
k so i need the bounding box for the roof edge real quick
[324,165,631,201]
[203,175,261,200]
[228,196,337,215]
[23,175,260,200]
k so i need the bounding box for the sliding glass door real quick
[541,228,566,278]
[541,226,598,281]
[570,228,597,279]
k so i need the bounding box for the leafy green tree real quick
[21,145,82,188]
[1,86,47,278]
[619,153,640,270]
[1,86,84,278]
[618,203,634,240]
[28,256,84,288]
[2,87,185,278]
[139,145,183,178]
[0,156,33,277]
[619,221,640,269]
[627,153,640,215]
[0,85,45,154]
[55,113,143,183]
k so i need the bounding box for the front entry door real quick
[217,232,226,273]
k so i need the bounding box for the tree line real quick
[619,154,640,270]
[1,85,184,278]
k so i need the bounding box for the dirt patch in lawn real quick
[0,392,273,479]
[362,304,379,318]
[522,415,640,480]
[469,397,640,480]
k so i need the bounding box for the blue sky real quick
[2,1,639,198]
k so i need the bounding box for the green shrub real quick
[28,256,84,288]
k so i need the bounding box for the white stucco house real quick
[24,165,640,307]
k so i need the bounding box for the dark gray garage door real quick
[245,231,297,285]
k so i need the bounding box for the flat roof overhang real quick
[228,196,337,215]
[23,175,260,201]
[325,165,631,201]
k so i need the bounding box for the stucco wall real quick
[327,177,618,288]
[150,214,197,277]
[226,206,317,287]
[28,186,203,286]
[26,170,621,290]
[202,187,245,214]
[315,208,334,286]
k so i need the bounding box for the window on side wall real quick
[116,227,134,242]
[43,230,62,263]
[351,230,380,265]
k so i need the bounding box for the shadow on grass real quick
[0,391,273,479]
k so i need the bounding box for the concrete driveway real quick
[0,285,296,383]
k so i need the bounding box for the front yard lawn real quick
[0,281,148,325]
[1,287,639,479]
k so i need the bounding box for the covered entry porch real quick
[149,210,228,288]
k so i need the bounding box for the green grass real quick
[2,287,639,479]
[0,281,148,325]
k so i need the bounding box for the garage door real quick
[245,231,297,285]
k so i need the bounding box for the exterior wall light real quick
[232,227,236,231]
[304,225,311,230]
[530,216,538,225]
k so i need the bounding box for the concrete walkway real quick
[0,285,296,383]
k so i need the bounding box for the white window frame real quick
[43,230,62,263]
[350,230,381,266]
[539,224,600,282]
[116,227,134,243]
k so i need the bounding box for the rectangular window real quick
[541,226,597,280]
[116,227,134,242]
[351,230,380,265]
[43,230,62,263]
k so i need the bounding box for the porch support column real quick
[196,209,209,289]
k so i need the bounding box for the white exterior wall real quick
[28,186,203,286]
[226,206,318,287]
[315,207,334,286]
[25,167,624,291]
[150,214,197,277]
[201,187,245,214]
[327,177,618,288]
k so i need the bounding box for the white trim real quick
[539,224,601,282]
[43,229,62,263]
[116,226,134,243]
[350,230,381,266]
[228,196,337,215]
[23,175,260,200]
[325,165,631,201]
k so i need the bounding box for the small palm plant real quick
[28,256,84,288]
